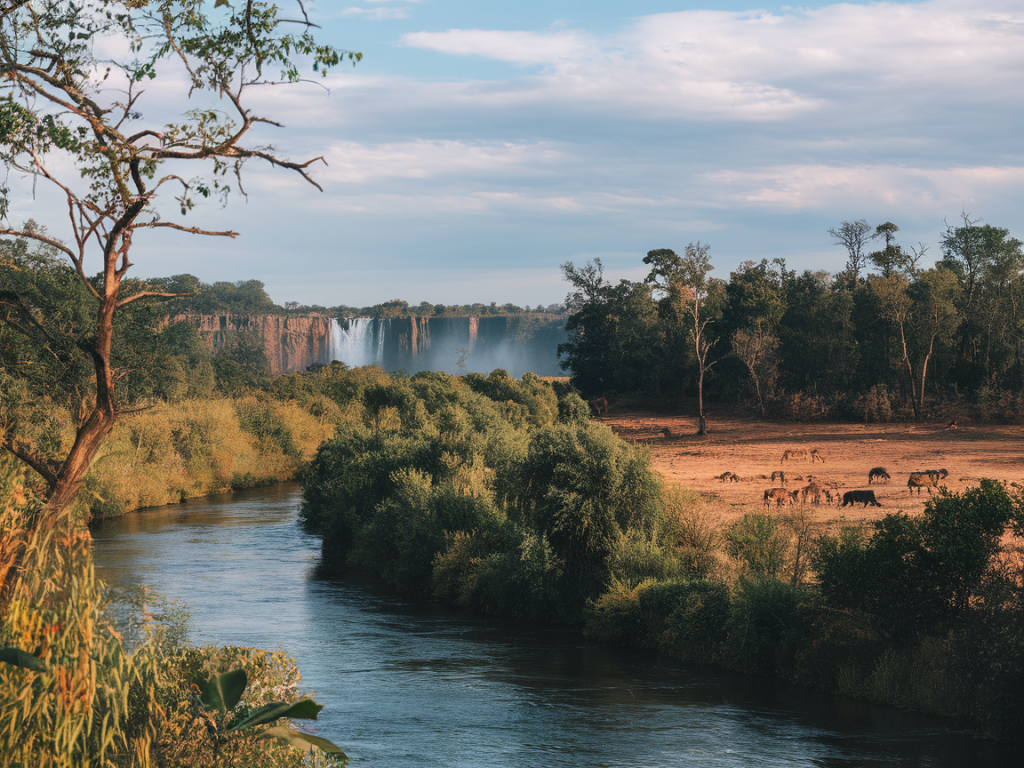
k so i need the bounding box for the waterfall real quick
[328,315,565,376]
[330,318,380,367]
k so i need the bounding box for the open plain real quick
[599,410,1024,527]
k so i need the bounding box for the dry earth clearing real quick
[599,410,1024,528]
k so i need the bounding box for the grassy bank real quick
[83,396,333,517]
[300,369,1024,740]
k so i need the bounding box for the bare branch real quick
[0,228,76,261]
[116,289,196,308]
[1,434,59,489]
[136,221,239,238]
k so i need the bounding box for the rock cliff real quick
[171,313,332,376]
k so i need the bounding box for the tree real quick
[827,219,875,281]
[732,326,778,415]
[0,0,359,520]
[868,221,909,278]
[645,243,722,435]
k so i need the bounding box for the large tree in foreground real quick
[0,0,358,517]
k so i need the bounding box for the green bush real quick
[724,576,818,676]
[724,513,788,577]
[658,580,732,664]
[812,480,1022,641]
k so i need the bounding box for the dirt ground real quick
[598,409,1024,528]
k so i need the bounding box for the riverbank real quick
[299,373,1024,741]
[79,396,331,518]
[92,482,1021,768]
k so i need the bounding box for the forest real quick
[560,217,1024,422]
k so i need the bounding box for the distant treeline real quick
[561,217,1024,421]
[139,273,565,318]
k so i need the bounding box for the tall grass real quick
[82,397,333,518]
[0,459,345,766]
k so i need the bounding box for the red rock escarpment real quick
[170,314,332,376]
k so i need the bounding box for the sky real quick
[10,0,1024,308]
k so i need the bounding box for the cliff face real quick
[171,314,332,376]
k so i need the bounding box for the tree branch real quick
[1,434,59,489]
[116,289,196,308]
[136,221,239,238]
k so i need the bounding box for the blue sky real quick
[14,0,1024,308]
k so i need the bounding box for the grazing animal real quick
[868,467,891,484]
[763,488,791,508]
[770,470,786,484]
[842,490,882,507]
[789,490,801,504]
[799,481,823,505]
[715,471,739,483]
[589,397,609,416]
[661,427,673,438]
[907,472,941,495]
[944,420,958,431]
[823,489,836,505]
[781,448,825,464]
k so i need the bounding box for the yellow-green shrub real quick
[83,397,334,517]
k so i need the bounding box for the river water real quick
[91,483,1016,767]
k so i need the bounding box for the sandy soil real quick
[598,410,1024,528]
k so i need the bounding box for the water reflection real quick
[91,484,1014,768]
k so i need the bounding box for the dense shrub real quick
[724,576,819,676]
[724,513,789,577]
[303,371,659,622]
[813,480,1022,641]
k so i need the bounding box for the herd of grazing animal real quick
[710,448,952,510]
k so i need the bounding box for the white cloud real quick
[705,164,1024,213]
[319,139,564,183]
[397,0,1024,121]
[340,6,409,20]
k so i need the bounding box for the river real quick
[90,483,1016,767]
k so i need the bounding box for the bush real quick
[724,513,788,577]
[812,480,1021,641]
[724,576,818,676]
[658,580,732,664]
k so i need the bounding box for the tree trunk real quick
[697,370,707,435]
[897,318,920,420]
[918,333,937,415]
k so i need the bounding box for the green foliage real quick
[302,370,664,622]
[724,576,819,676]
[560,221,1024,418]
[157,646,346,767]
[724,513,788,577]
[190,667,345,762]
[813,480,1022,641]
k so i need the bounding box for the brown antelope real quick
[868,467,890,484]
[770,470,786,485]
[763,488,790,508]
[715,471,740,483]
[908,472,940,495]
[799,481,823,505]
[781,448,825,464]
